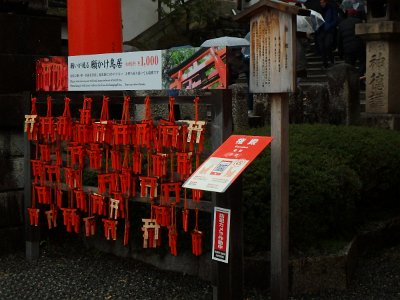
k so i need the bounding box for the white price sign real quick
[68,50,162,91]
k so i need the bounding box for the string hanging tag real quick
[161,182,181,204]
[35,185,52,205]
[24,97,39,141]
[61,208,80,233]
[28,208,40,226]
[40,96,56,142]
[136,96,153,148]
[83,192,96,236]
[75,97,93,144]
[45,165,61,185]
[87,143,102,170]
[111,149,122,171]
[191,208,203,256]
[109,197,120,220]
[132,146,142,174]
[64,167,83,190]
[93,96,113,143]
[67,143,85,168]
[102,219,118,240]
[27,184,40,226]
[141,218,160,248]
[39,144,51,162]
[90,193,106,216]
[151,153,168,178]
[83,216,96,237]
[158,97,180,149]
[98,173,117,195]
[57,97,73,141]
[182,189,189,232]
[178,96,206,153]
[139,176,158,199]
[74,189,87,213]
[176,152,192,180]
[113,96,132,145]
[45,205,58,229]
[31,159,45,185]
[168,204,178,256]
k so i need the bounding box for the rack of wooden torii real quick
[23,90,243,299]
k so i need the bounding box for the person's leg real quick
[318,32,328,67]
[325,31,335,65]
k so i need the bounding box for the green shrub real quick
[239,124,400,254]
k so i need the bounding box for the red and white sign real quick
[212,207,231,263]
[183,135,272,193]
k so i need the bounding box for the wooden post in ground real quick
[209,90,244,300]
[270,93,289,299]
[235,2,306,298]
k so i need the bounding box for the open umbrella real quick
[297,15,314,34]
[296,9,324,33]
[309,9,325,31]
[340,0,366,13]
[241,32,250,59]
[200,36,250,48]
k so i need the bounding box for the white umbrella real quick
[242,32,250,59]
[296,9,324,34]
[297,15,314,34]
[200,36,250,48]
[309,9,325,31]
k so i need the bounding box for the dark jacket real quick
[337,16,364,55]
[320,3,339,32]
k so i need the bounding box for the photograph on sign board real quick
[163,47,227,90]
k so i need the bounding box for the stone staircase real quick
[246,44,366,128]
[301,45,366,112]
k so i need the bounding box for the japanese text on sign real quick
[183,135,272,193]
[212,207,231,263]
[68,51,162,91]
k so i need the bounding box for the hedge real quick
[239,124,400,254]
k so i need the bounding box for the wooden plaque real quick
[249,8,295,93]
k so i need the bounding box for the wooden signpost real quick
[236,1,306,298]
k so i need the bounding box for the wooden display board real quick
[249,7,295,93]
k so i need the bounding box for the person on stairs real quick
[316,0,339,68]
[337,7,366,89]
[337,8,366,77]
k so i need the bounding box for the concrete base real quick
[361,112,400,130]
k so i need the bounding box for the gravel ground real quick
[1,240,400,300]
[0,239,213,300]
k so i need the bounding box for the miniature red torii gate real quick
[24,91,241,300]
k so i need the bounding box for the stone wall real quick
[0,12,61,254]
[250,64,361,126]
[0,130,25,253]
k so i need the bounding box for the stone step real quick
[307,67,327,76]
[303,74,328,82]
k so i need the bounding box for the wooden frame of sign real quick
[235,1,308,299]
